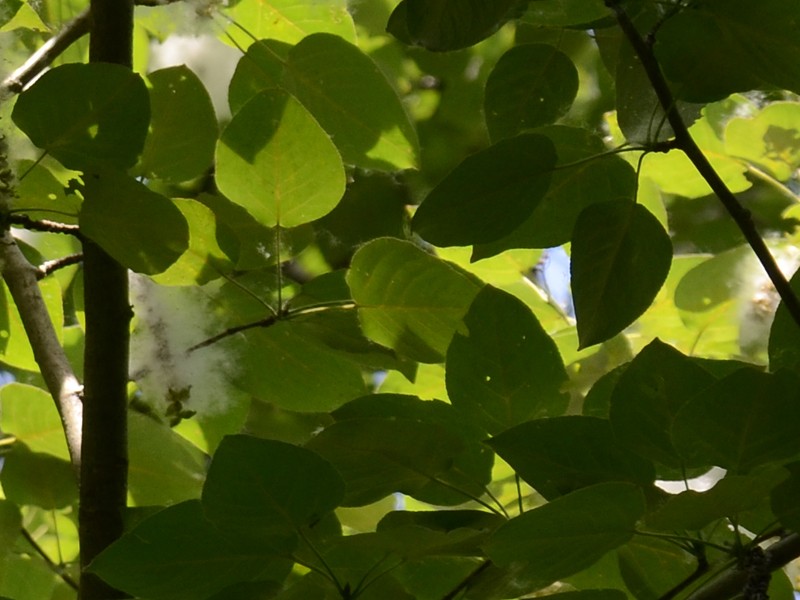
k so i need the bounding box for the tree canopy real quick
[1,0,800,599]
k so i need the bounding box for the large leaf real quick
[215,89,346,228]
[127,412,207,506]
[473,126,636,257]
[520,0,610,26]
[446,285,569,435]
[769,267,800,373]
[655,0,800,102]
[0,445,77,509]
[228,39,290,115]
[203,436,344,540]
[347,238,483,363]
[672,368,800,473]
[0,383,70,460]
[225,0,355,48]
[238,322,367,413]
[646,468,787,531]
[138,66,218,182]
[483,483,645,589]
[387,0,525,51]
[488,416,655,500]
[609,339,716,469]
[332,394,493,506]
[0,501,21,560]
[571,201,672,348]
[411,134,557,246]
[79,169,189,275]
[305,417,465,506]
[484,44,579,141]
[283,33,419,171]
[771,463,800,532]
[12,63,149,170]
[617,537,697,600]
[89,500,292,600]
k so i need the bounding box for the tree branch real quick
[0,231,83,468]
[605,0,800,330]
[9,214,81,237]
[37,252,83,279]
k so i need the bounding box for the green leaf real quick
[238,322,367,413]
[388,0,525,51]
[483,483,645,587]
[0,383,70,460]
[138,66,218,182]
[12,63,149,171]
[520,0,610,26]
[446,285,569,435]
[228,39,291,115]
[225,0,355,48]
[725,101,800,182]
[646,468,787,531]
[127,412,206,506]
[305,417,465,506]
[11,162,80,223]
[0,277,62,371]
[283,33,419,171]
[89,500,292,600]
[0,500,21,559]
[215,89,346,228]
[0,445,77,509]
[332,394,493,506]
[571,201,672,348]
[79,169,189,275]
[541,592,627,600]
[203,435,344,540]
[347,238,483,363]
[672,369,800,473]
[151,198,234,286]
[617,537,697,600]
[771,462,800,531]
[609,339,716,469]
[472,126,636,257]
[655,0,800,102]
[411,134,557,246]
[484,44,579,141]
[769,267,800,374]
[488,416,655,500]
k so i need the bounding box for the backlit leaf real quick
[215,89,346,228]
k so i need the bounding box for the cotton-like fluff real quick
[129,274,240,423]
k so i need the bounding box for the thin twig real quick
[36,253,83,279]
[605,0,800,330]
[20,527,80,591]
[187,315,278,352]
[8,214,81,237]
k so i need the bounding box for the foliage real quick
[1,0,800,598]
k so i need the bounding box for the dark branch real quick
[188,315,278,352]
[36,253,83,279]
[20,527,80,591]
[8,214,81,237]
[605,0,800,330]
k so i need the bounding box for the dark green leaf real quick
[617,537,697,600]
[89,500,292,600]
[215,89,345,228]
[347,238,483,363]
[484,483,644,588]
[646,468,787,531]
[203,435,344,540]
[388,0,525,51]
[228,39,291,116]
[473,126,636,257]
[446,286,569,435]
[485,44,578,141]
[305,417,465,506]
[541,592,627,600]
[520,0,610,26]
[283,33,419,171]
[0,445,77,509]
[655,0,800,102]
[672,369,800,473]
[378,510,505,555]
[12,63,149,170]
[138,66,217,182]
[238,322,367,413]
[0,383,70,460]
[769,267,800,373]
[0,500,21,559]
[332,394,493,505]
[571,201,672,348]
[771,462,800,531]
[79,169,189,274]
[488,416,655,500]
[412,134,557,246]
[609,339,716,469]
